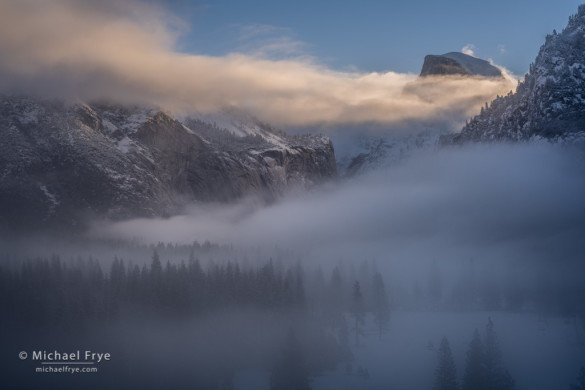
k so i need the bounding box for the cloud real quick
[237,24,293,41]
[498,44,507,55]
[487,59,520,84]
[462,44,476,56]
[0,0,514,127]
[234,24,311,60]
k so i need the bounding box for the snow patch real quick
[20,107,42,125]
[117,137,132,154]
[39,185,59,214]
[102,118,117,134]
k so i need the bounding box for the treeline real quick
[434,318,516,390]
[0,251,394,335]
[2,247,584,334]
[0,250,362,390]
[435,321,585,390]
[0,252,308,330]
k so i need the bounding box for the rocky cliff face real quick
[444,6,585,144]
[420,52,503,78]
[0,96,336,229]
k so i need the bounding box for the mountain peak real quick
[420,52,503,78]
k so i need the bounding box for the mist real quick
[90,142,585,266]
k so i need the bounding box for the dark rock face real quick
[420,52,503,78]
[443,6,585,145]
[0,96,337,230]
[420,55,469,77]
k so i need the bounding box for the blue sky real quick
[166,0,582,75]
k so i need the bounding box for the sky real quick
[165,0,583,75]
[0,0,581,127]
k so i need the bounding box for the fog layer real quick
[91,143,585,266]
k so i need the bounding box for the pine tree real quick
[434,337,459,390]
[484,317,501,389]
[463,319,516,390]
[150,250,163,305]
[462,329,485,390]
[484,317,515,390]
[350,281,366,347]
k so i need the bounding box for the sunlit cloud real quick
[0,0,514,127]
[461,44,476,57]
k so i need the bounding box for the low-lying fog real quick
[92,142,585,269]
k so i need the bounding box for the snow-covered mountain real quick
[444,5,585,144]
[420,52,503,78]
[333,127,445,176]
[0,96,336,229]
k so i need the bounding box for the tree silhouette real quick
[434,337,459,390]
[463,319,516,390]
[462,329,485,390]
[350,281,366,347]
[484,317,515,390]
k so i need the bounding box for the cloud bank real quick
[0,0,515,127]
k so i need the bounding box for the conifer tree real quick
[350,281,366,347]
[484,317,515,390]
[463,319,516,390]
[434,337,459,390]
[484,317,500,389]
[462,329,485,390]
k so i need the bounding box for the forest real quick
[1,238,584,389]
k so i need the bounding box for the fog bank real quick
[90,143,585,268]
